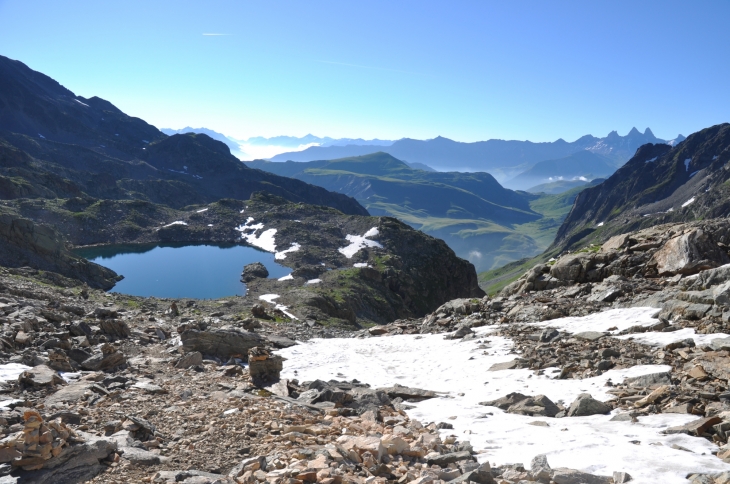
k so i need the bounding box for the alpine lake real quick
[75,243,291,299]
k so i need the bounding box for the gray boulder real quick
[180,329,265,360]
[508,394,560,417]
[552,468,612,484]
[567,393,612,417]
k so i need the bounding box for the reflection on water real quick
[75,243,290,299]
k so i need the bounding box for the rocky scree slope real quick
[555,123,730,252]
[0,267,501,484]
[0,55,366,216]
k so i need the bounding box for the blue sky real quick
[1,0,728,142]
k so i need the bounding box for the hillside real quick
[248,153,586,271]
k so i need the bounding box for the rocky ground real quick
[1,219,730,482]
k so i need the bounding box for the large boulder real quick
[651,228,729,276]
[241,262,269,283]
[180,329,265,360]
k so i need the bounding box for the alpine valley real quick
[1,52,730,484]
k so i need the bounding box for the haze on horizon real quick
[1,0,728,143]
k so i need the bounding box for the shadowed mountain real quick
[0,55,367,216]
[554,123,730,250]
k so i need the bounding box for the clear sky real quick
[1,0,728,142]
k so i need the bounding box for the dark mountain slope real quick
[0,55,367,216]
[554,123,730,250]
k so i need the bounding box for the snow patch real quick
[353,263,371,268]
[338,227,383,258]
[275,242,300,260]
[276,319,722,483]
[0,363,31,382]
[616,328,729,348]
[196,208,209,213]
[645,157,657,163]
[530,307,659,335]
[38,134,45,139]
[278,274,294,281]
[684,158,691,171]
[258,293,297,319]
[74,99,89,107]
[681,197,695,208]
[689,170,699,178]
[162,221,187,228]
[306,278,321,284]
[597,222,604,227]
[235,218,277,252]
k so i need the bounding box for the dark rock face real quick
[0,213,118,289]
[241,262,268,283]
[554,123,730,252]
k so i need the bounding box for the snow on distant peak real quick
[338,227,383,258]
[682,197,696,208]
[235,217,277,252]
[74,99,89,107]
[645,157,657,163]
[684,158,691,172]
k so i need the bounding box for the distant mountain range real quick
[161,128,393,160]
[266,128,686,186]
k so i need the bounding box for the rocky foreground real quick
[1,219,730,482]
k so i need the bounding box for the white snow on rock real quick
[353,262,371,268]
[617,328,729,348]
[596,222,604,227]
[306,278,321,284]
[275,243,300,260]
[196,208,209,213]
[277,312,728,483]
[684,158,691,171]
[0,363,31,382]
[645,156,657,163]
[278,274,294,281]
[258,294,297,319]
[74,99,89,107]
[682,197,696,208]
[162,221,188,228]
[235,217,277,252]
[338,227,382,258]
[530,307,659,335]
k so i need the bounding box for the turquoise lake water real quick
[75,243,291,299]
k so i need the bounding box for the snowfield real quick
[277,307,730,483]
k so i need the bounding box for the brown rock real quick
[664,416,722,436]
